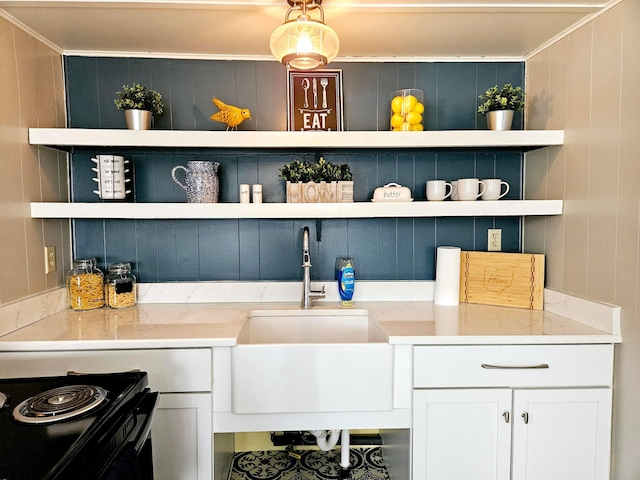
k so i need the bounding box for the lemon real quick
[406,111,422,125]
[390,113,404,129]
[402,95,418,113]
[391,96,404,114]
[410,123,424,131]
[414,102,425,114]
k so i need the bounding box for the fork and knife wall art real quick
[287,70,343,131]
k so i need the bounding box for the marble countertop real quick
[0,297,620,351]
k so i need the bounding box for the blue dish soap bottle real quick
[336,257,355,307]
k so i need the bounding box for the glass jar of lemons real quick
[390,89,424,131]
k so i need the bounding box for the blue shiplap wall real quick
[65,57,524,282]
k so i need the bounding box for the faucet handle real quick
[311,284,326,299]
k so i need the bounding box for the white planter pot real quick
[124,109,152,130]
[486,110,514,131]
[286,181,354,203]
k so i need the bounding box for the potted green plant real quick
[114,83,164,130]
[477,83,525,131]
[279,157,353,203]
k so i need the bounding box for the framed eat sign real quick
[287,69,344,132]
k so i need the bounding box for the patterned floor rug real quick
[228,447,390,480]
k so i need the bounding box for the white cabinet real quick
[152,393,212,480]
[413,387,612,480]
[511,388,612,480]
[413,388,512,480]
[412,345,614,480]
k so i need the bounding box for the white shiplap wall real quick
[0,16,69,308]
[524,1,640,477]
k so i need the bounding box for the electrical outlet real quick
[488,229,502,252]
[45,246,56,274]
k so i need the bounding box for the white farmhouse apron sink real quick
[231,308,394,414]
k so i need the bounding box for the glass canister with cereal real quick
[105,262,136,309]
[66,258,105,310]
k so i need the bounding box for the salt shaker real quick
[239,184,250,203]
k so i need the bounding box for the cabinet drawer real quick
[0,348,212,393]
[413,345,613,388]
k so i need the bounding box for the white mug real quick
[450,181,459,201]
[456,178,487,201]
[426,180,452,201]
[481,179,510,200]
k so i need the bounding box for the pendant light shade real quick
[270,0,339,70]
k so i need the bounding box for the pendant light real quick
[270,0,339,70]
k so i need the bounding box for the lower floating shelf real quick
[31,200,563,219]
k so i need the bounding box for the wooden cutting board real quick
[459,251,545,310]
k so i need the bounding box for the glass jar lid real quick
[72,258,95,268]
[108,262,132,274]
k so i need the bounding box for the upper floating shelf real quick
[29,129,564,150]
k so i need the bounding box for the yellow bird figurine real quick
[210,97,252,130]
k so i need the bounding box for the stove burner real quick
[13,385,108,424]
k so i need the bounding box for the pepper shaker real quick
[252,184,263,203]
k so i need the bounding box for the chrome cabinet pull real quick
[502,411,510,423]
[522,412,529,424]
[481,363,549,370]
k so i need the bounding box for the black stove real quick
[0,371,158,480]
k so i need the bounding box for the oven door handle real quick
[133,390,159,452]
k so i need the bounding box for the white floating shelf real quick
[31,200,563,220]
[29,129,564,149]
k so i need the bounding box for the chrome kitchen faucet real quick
[302,226,325,308]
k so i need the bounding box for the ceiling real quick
[0,0,609,61]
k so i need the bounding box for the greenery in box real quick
[114,83,164,115]
[279,157,353,183]
[477,83,525,115]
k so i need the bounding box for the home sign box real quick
[287,70,343,132]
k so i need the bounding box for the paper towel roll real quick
[434,246,461,305]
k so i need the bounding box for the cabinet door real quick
[413,389,512,480]
[152,393,212,480]
[512,388,612,480]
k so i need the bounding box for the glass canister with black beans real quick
[105,262,137,309]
